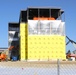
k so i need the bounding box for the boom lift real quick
[66,36,76,48]
[66,36,76,58]
[0,46,14,61]
[0,53,7,61]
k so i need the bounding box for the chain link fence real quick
[0,60,76,75]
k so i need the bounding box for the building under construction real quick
[8,7,66,61]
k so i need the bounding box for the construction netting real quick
[28,20,65,35]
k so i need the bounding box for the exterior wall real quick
[28,35,66,60]
[20,23,27,60]
[9,8,66,61]
[8,23,19,59]
[20,21,66,61]
[27,20,66,60]
[9,29,19,47]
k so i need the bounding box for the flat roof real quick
[19,7,64,20]
[27,6,61,9]
[9,22,19,24]
[0,48,8,51]
[0,48,8,49]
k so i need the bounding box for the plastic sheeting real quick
[9,31,19,41]
[28,20,65,36]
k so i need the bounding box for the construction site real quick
[0,6,76,75]
[0,7,76,61]
[8,7,66,61]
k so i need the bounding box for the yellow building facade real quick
[28,35,65,60]
[20,23,27,60]
[20,7,66,61]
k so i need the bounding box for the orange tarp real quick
[33,17,55,20]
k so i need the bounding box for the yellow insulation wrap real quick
[20,23,27,60]
[28,35,66,60]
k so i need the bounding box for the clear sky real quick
[0,0,76,52]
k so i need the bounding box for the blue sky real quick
[0,0,76,52]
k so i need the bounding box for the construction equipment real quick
[8,45,19,61]
[66,36,76,48]
[0,52,7,61]
[8,46,14,50]
[66,36,76,59]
